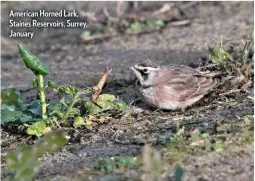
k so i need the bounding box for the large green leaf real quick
[1,104,37,124]
[1,105,23,123]
[1,88,22,107]
[20,115,34,123]
[23,100,42,116]
[1,89,44,124]
[18,44,49,76]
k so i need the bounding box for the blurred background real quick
[1,1,254,90]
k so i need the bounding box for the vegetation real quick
[92,156,137,174]
[1,13,253,180]
[125,19,165,34]
[5,131,67,181]
[1,44,128,137]
[208,29,254,89]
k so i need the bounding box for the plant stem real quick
[62,92,79,120]
[38,74,47,119]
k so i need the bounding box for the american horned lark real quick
[131,59,217,110]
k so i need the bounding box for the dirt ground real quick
[1,2,254,181]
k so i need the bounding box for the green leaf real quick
[1,105,23,123]
[84,94,127,115]
[208,42,233,64]
[81,87,97,94]
[47,98,68,118]
[1,88,22,107]
[115,100,128,109]
[92,156,136,174]
[20,115,34,123]
[97,94,116,102]
[6,131,67,181]
[26,121,46,137]
[23,100,42,116]
[6,152,22,170]
[1,104,36,123]
[73,116,85,128]
[90,27,105,35]
[6,146,40,181]
[213,143,223,152]
[32,78,39,88]
[18,44,49,76]
[81,30,91,37]
[126,22,144,34]
[52,84,79,97]
[126,19,165,34]
[41,131,67,153]
[83,101,100,115]
[146,19,165,29]
[47,80,57,89]
[68,107,80,118]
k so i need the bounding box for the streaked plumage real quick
[131,59,217,110]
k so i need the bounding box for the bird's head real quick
[131,59,160,87]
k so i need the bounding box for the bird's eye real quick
[143,68,148,74]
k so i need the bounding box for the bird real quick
[130,59,218,110]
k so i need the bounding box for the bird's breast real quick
[138,86,157,107]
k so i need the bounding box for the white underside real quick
[138,86,205,110]
[157,103,180,110]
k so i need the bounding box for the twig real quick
[21,135,32,145]
[91,65,112,107]
[169,20,190,26]
[219,89,242,96]
[247,96,254,100]
[103,7,119,22]
[116,1,126,17]
[53,119,62,129]
[81,12,98,22]
[152,3,173,16]
[81,33,114,43]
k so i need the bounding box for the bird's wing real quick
[157,67,217,101]
[189,75,217,98]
